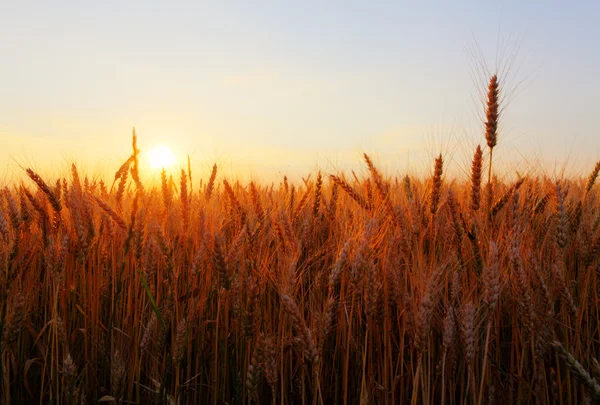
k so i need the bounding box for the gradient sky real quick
[1,1,599,183]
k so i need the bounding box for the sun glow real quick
[148,144,176,169]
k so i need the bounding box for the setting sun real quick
[148,144,176,169]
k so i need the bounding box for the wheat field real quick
[1,77,600,404]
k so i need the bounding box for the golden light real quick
[148,144,176,169]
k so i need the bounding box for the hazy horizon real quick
[2,2,599,183]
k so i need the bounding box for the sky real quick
[1,1,599,183]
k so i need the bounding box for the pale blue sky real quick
[1,1,598,181]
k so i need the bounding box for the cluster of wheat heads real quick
[1,79,600,405]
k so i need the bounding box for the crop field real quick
[1,77,600,404]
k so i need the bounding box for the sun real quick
[148,144,176,169]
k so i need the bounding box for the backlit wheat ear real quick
[3,188,21,231]
[249,182,266,224]
[18,189,32,226]
[91,195,127,230]
[364,153,398,222]
[22,187,49,224]
[365,178,374,210]
[180,169,189,230]
[0,211,9,242]
[131,128,142,189]
[328,181,339,219]
[312,171,322,221]
[430,154,444,215]
[532,192,550,217]
[292,185,312,223]
[402,175,414,201]
[553,182,568,249]
[205,163,217,200]
[223,179,245,220]
[329,174,371,211]
[471,145,483,212]
[115,166,128,210]
[491,177,525,218]
[25,168,62,213]
[485,75,500,211]
[114,155,134,184]
[485,75,499,150]
[161,169,171,210]
[586,160,600,195]
[447,189,463,244]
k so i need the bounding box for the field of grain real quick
[1,77,600,404]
